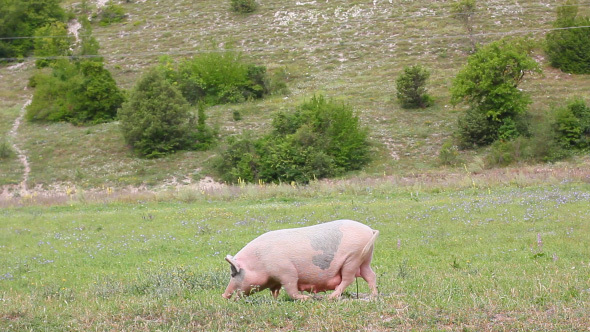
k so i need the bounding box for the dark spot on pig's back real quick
[309,225,343,270]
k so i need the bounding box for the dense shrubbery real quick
[546,1,590,74]
[33,22,73,68]
[0,0,68,59]
[485,98,590,167]
[554,98,590,148]
[395,65,433,109]
[118,69,216,158]
[26,59,125,124]
[451,38,540,148]
[230,0,258,14]
[215,95,370,184]
[158,52,285,106]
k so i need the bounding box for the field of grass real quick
[1,182,589,331]
[2,0,590,194]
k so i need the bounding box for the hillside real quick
[1,0,590,199]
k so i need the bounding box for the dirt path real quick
[8,99,32,194]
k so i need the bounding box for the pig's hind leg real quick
[359,262,378,297]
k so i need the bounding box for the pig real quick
[222,219,378,300]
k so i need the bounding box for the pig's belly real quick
[297,274,341,293]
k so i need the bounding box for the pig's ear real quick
[225,255,241,276]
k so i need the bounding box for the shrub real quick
[118,69,215,158]
[456,107,501,148]
[0,0,67,59]
[546,1,590,74]
[33,22,73,68]
[118,69,195,158]
[554,98,590,148]
[485,108,574,167]
[395,65,433,109]
[215,95,370,183]
[26,60,125,124]
[438,140,461,166]
[193,102,217,150]
[26,60,81,122]
[451,37,540,147]
[230,0,258,14]
[160,52,284,106]
[215,134,260,183]
[96,1,127,25]
[69,61,126,124]
[0,137,15,160]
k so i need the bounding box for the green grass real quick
[1,183,589,330]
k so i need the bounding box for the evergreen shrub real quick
[230,0,258,13]
[396,65,433,109]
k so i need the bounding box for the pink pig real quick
[222,219,379,300]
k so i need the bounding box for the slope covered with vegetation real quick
[1,0,590,194]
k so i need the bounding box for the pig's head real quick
[222,255,253,299]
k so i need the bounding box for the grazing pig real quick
[222,219,378,300]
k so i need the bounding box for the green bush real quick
[230,0,258,13]
[451,37,540,147]
[554,98,590,148]
[0,0,67,59]
[118,68,215,158]
[215,95,370,184]
[485,108,573,167]
[118,69,193,158]
[456,107,501,148]
[546,1,590,74]
[395,65,433,109]
[96,1,127,25]
[27,60,81,122]
[26,60,125,124]
[159,52,284,106]
[33,22,73,68]
[69,61,126,124]
[0,137,15,160]
[438,140,461,166]
[215,133,260,183]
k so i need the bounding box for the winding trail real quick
[8,99,32,194]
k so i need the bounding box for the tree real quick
[545,0,590,74]
[118,69,196,158]
[451,38,540,147]
[451,0,478,53]
[395,65,433,109]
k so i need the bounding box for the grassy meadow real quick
[2,182,589,331]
